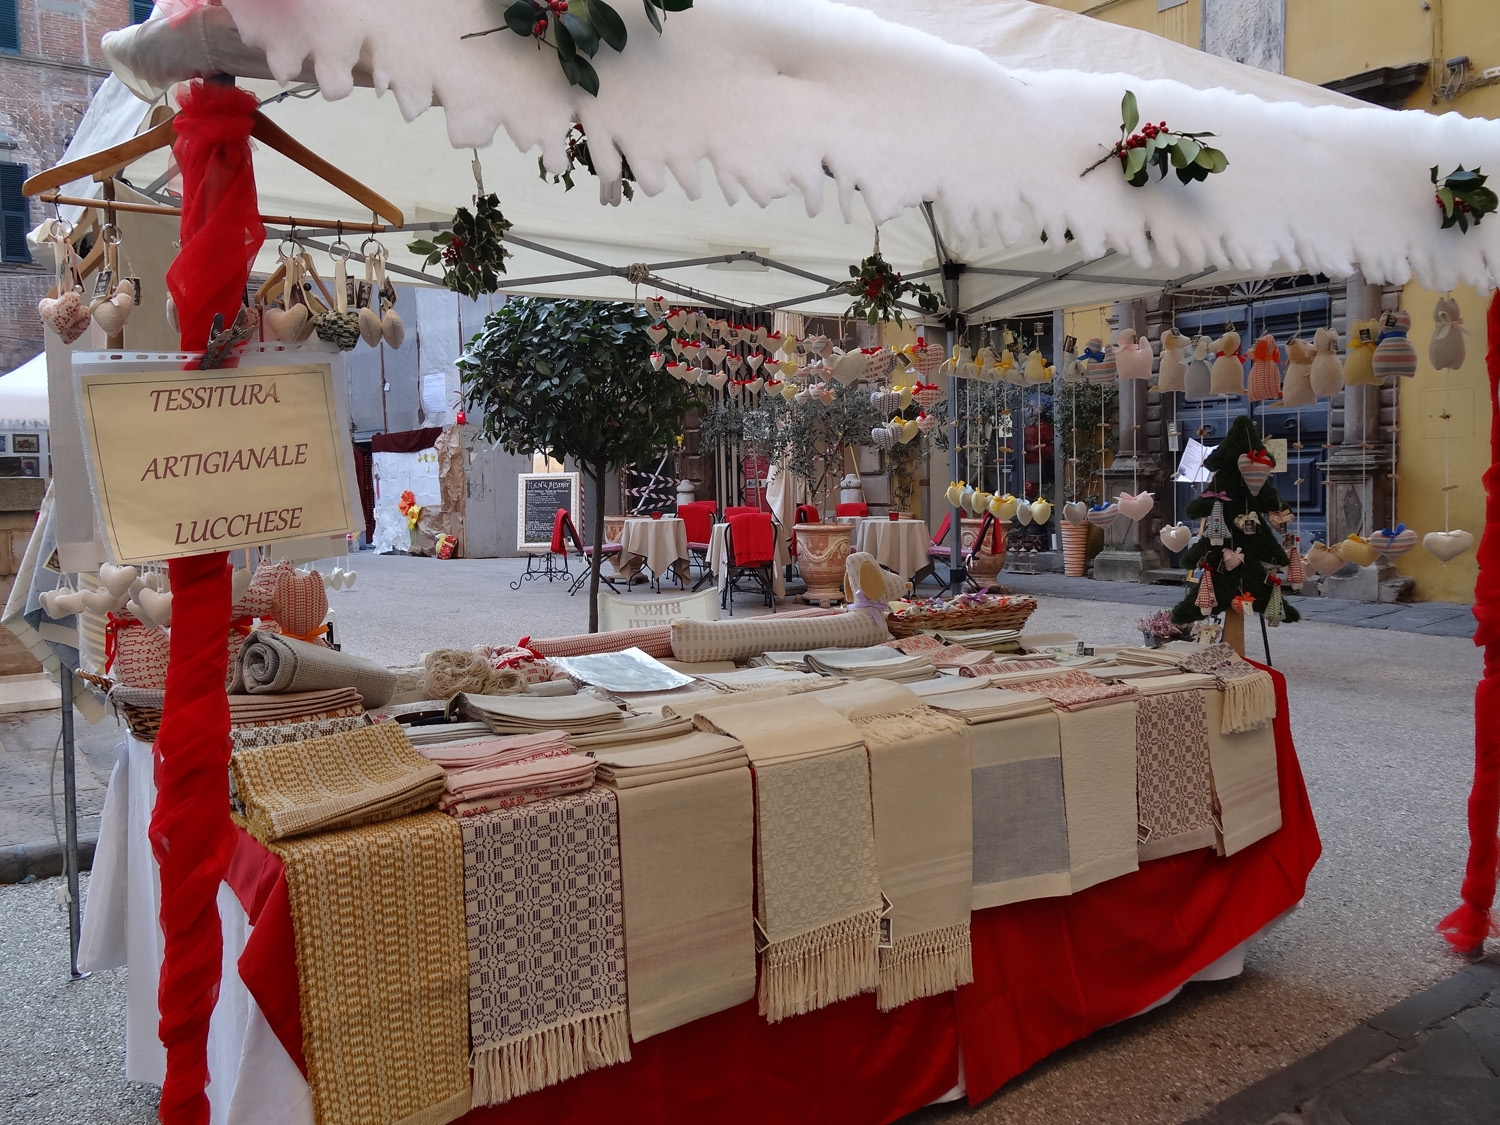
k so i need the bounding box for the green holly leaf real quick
[590,0,628,51]
[1431,165,1441,185]
[565,53,600,95]
[1172,138,1201,167]
[1473,186,1498,211]
[560,11,599,56]
[1448,168,1482,189]
[1124,146,1148,179]
[649,0,693,10]
[1121,90,1139,136]
[504,0,536,36]
[554,17,579,60]
[642,0,662,32]
[1438,186,1456,218]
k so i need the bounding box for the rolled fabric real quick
[239,632,397,707]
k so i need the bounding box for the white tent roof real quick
[0,355,51,429]
[66,0,1500,320]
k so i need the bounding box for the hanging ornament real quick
[1114,329,1154,381]
[1236,449,1275,496]
[1305,540,1345,576]
[1159,523,1192,553]
[945,481,965,507]
[1335,534,1380,568]
[1344,319,1381,385]
[1220,547,1245,571]
[1285,543,1306,588]
[1116,491,1155,522]
[1282,337,1316,407]
[1264,578,1286,626]
[1233,511,1263,535]
[1203,499,1230,544]
[1183,334,1213,400]
[1372,310,1418,380]
[1087,502,1122,529]
[1231,592,1257,616]
[1309,326,1345,397]
[1084,338,1116,383]
[1246,333,1283,402]
[1063,501,1089,526]
[1369,524,1418,560]
[1015,500,1034,526]
[991,493,1020,521]
[1424,528,1475,563]
[1157,329,1189,393]
[1430,296,1468,371]
[1030,499,1053,524]
[1195,567,1216,612]
[1209,330,1245,395]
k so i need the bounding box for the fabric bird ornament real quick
[1309,326,1344,397]
[1429,296,1468,371]
[1281,338,1317,407]
[1023,349,1053,384]
[1343,319,1381,385]
[1209,331,1246,396]
[1157,329,1189,393]
[1246,334,1282,402]
[1084,338,1116,384]
[1114,329,1154,381]
[1183,335,1213,400]
[1372,310,1418,381]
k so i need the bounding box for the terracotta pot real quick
[603,515,627,545]
[1060,521,1090,577]
[961,517,1007,587]
[796,523,853,606]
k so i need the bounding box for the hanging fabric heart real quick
[871,390,901,415]
[724,353,744,374]
[726,380,742,397]
[650,352,667,371]
[1116,491,1155,521]
[747,377,765,394]
[945,482,965,507]
[1086,503,1120,528]
[870,424,895,450]
[900,419,920,444]
[664,361,685,380]
[915,412,936,435]
[912,341,945,376]
[745,353,764,372]
[887,422,906,446]
[681,341,703,361]
[1014,500,1034,526]
[1220,547,1245,571]
[1369,524,1418,559]
[1424,528,1475,562]
[705,345,728,367]
[707,372,728,392]
[1063,501,1089,526]
[1236,449,1276,496]
[762,332,784,356]
[781,382,798,401]
[1159,523,1192,552]
[1335,534,1379,568]
[971,491,993,517]
[1305,541,1346,575]
[647,297,669,318]
[1030,499,1053,524]
[92,279,137,336]
[991,494,1020,521]
[39,289,91,344]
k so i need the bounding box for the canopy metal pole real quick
[60,672,84,979]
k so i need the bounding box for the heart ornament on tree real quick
[1424,529,1474,562]
[1220,547,1245,571]
[1159,523,1192,552]
[1063,501,1089,526]
[1369,524,1418,560]
[1236,449,1276,496]
[1116,491,1155,521]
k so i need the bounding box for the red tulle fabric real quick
[164,81,265,353]
[150,553,233,1125]
[1438,291,1500,956]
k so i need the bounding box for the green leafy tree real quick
[1172,415,1300,628]
[459,297,693,631]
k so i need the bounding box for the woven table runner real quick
[272,811,469,1125]
[1173,643,1277,733]
[239,632,398,708]
[1057,699,1141,892]
[1134,689,1217,861]
[1203,688,1282,855]
[1010,668,1139,711]
[230,711,370,753]
[463,788,630,1105]
[231,722,445,844]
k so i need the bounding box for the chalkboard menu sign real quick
[517,472,581,551]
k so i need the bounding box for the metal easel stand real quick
[60,671,85,980]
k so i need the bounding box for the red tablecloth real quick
[230,664,1318,1124]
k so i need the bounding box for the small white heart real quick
[341,569,356,589]
[1159,523,1192,553]
[1423,529,1474,563]
[40,589,81,619]
[138,587,173,625]
[358,307,384,348]
[125,598,158,629]
[81,588,125,616]
[98,563,138,598]
[381,310,405,349]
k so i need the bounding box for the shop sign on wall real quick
[76,361,357,564]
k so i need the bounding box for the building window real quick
[0,0,19,53]
[131,0,155,22]
[0,164,31,263]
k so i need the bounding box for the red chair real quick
[722,511,777,614]
[559,509,622,597]
[834,502,869,519]
[917,512,965,588]
[677,500,717,576]
[723,505,760,522]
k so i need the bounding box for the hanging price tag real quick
[92,269,115,300]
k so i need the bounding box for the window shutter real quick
[131,0,154,23]
[0,0,20,53]
[0,164,31,264]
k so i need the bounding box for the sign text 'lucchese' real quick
[78,363,356,565]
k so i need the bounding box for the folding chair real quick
[721,511,778,614]
[561,510,623,596]
[912,512,953,588]
[834,502,869,518]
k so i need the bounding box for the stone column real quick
[1093,301,1166,582]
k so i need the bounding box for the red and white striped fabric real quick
[523,626,675,660]
[273,566,329,638]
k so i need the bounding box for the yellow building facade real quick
[1042,0,1499,601]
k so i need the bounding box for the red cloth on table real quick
[233,665,1318,1123]
[835,502,869,518]
[728,513,776,566]
[1439,290,1500,955]
[226,831,305,1073]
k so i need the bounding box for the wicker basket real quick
[100,680,167,743]
[885,595,1038,638]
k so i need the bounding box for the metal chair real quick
[721,511,778,614]
[561,510,623,596]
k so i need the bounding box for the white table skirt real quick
[616,517,688,579]
[856,518,930,580]
[79,736,314,1125]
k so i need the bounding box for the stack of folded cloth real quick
[460,691,624,735]
[1008,668,1139,712]
[403,720,497,747]
[884,634,995,670]
[591,730,747,787]
[925,687,1056,723]
[230,721,447,844]
[934,628,1022,652]
[227,688,372,751]
[694,668,830,693]
[570,711,695,750]
[800,646,936,682]
[427,730,599,816]
[958,655,1062,678]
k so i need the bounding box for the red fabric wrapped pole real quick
[151,553,233,1125]
[1438,290,1500,956]
[164,80,265,352]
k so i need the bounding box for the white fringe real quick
[470,1008,631,1107]
[877,921,973,1012]
[1220,669,1276,734]
[758,908,881,1023]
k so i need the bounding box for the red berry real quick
[533,17,547,34]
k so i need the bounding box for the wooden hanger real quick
[23,107,404,229]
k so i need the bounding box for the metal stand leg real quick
[60,672,84,980]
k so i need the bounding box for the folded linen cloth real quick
[231,722,446,844]
[959,657,1066,678]
[695,667,830,692]
[803,647,937,682]
[1135,688,1217,861]
[439,751,596,816]
[239,633,398,708]
[815,681,974,1011]
[463,790,630,1105]
[932,628,1022,652]
[597,741,757,1041]
[926,687,1055,724]
[908,675,994,698]
[460,692,623,734]
[568,712,694,750]
[1056,699,1141,892]
[885,634,995,670]
[670,611,889,664]
[272,812,470,1125]
[403,721,498,747]
[1203,688,1281,855]
[114,685,367,725]
[1173,643,1277,733]
[1010,668,1139,712]
[967,709,1071,909]
[694,696,882,1021]
[417,731,571,771]
[662,682,837,723]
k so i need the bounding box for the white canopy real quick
[0,355,51,430]
[61,0,1500,320]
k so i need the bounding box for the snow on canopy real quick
[88,0,1500,316]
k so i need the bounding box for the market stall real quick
[19,1,1500,1124]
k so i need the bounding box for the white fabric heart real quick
[91,280,136,336]
[649,352,666,371]
[1159,523,1192,552]
[646,324,668,344]
[39,290,91,344]
[1014,500,1034,526]
[746,354,764,372]
[1423,529,1474,563]
[99,563,139,598]
[1220,548,1245,571]
[358,306,384,348]
[707,372,728,392]
[125,597,159,629]
[382,310,406,349]
[1062,501,1088,526]
[138,587,173,625]
[81,587,126,616]
[265,305,310,343]
[1030,500,1053,524]
[40,589,85,619]
[340,569,357,589]
[1116,491,1155,521]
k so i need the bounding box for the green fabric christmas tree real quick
[1171,414,1301,627]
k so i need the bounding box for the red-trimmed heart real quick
[649,352,666,371]
[1236,450,1276,496]
[39,290,91,344]
[915,412,936,435]
[646,323,669,344]
[913,342,945,376]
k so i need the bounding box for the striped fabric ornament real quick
[1372,311,1417,380]
[1264,579,1285,627]
[1195,568,1216,612]
[1236,450,1276,496]
[1285,544,1306,589]
[1203,500,1229,545]
[1369,523,1418,560]
[1086,502,1121,529]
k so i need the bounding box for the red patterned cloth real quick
[1008,669,1138,711]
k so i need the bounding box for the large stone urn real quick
[795,522,853,605]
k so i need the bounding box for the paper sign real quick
[77,363,357,564]
[1262,438,1288,474]
[421,371,449,418]
[1174,438,1214,483]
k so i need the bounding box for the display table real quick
[615,517,688,585]
[857,519,930,584]
[81,669,1317,1125]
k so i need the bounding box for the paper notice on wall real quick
[372,448,442,554]
[1174,438,1214,484]
[420,371,449,419]
[75,362,356,565]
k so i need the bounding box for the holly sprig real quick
[541,122,637,200]
[408,193,513,299]
[1084,91,1227,187]
[467,0,692,96]
[1432,165,1498,233]
[844,250,941,325]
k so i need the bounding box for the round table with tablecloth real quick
[856,518,931,583]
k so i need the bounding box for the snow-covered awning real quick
[70,0,1500,320]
